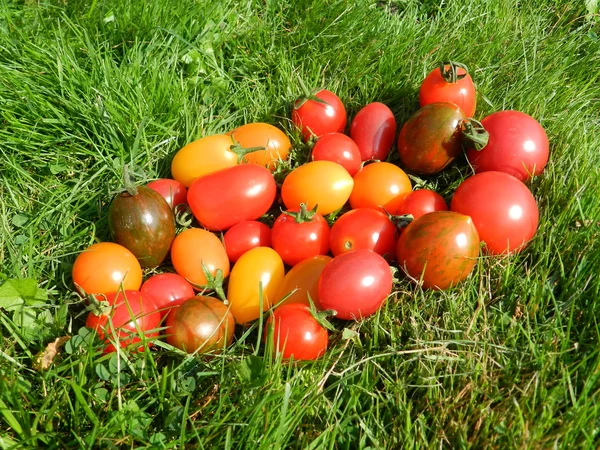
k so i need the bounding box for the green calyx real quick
[293,77,331,110]
[283,203,319,224]
[439,61,469,83]
[122,164,139,196]
[461,118,489,151]
[187,261,228,304]
[229,135,266,163]
[306,294,336,331]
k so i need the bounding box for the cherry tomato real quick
[188,164,277,231]
[451,171,539,255]
[349,102,397,161]
[318,250,393,320]
[419,61,476,118]
[171,134,238,187]
[395,189,448,220]
[466,110,549,182]
[396,211,480,290]
[273,255,332,309]
[140,273,195,318]
[72,242,142,295]
[281,161,354,216]
[170,228,230,287]
[349,162,412,213]
[227,247,285,324]
[223,221,272,263]
[86,290,161,354]
[292,89,347,141]
[146,179,188,209]
[265,304,328,360]
[165,296,235,354]
[311,132,362,176]
[228,122,291,171]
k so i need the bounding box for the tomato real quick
[419,61,477,118]
[86,290,161,354]
[318,250,393,320]
[292,89,347,141]
[349,162,412,213]
[311,132,362,176]
[329,208,397,260]
[188,164,277,231]
[395,189,448,220]
[465,110,549,182]
[265,304,328,360]
[281,161,353,216]
[146,179,188,209]
[165,296,235,353]
[72,242,142,295]
[170,228,230,288]
[171,134,238,188]
[228,122,291,171]
[223,221,272,263]
[273,255,332,309]
[396,211,480,290]
[451,171,539,255]
[140,273,195,318]
[349,102,397,161]
[227,247,285,324]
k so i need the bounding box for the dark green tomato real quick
[397,102,465,175]
[108,186,176,268]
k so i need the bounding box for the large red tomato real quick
[311,132,362,177]
[349,162,412,213]
[140,273,195,318]
[350,102,397,161]
[223,221,272,263]
[395,189,448,220]
[419,61,476,118]
[292,89,347,141]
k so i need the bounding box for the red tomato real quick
[311,132,362,176]
[86,290,161,353]
[273,255,332,309]
[271,206,330,266]
[265,304,328,360]
[329,208,397,260]
[292,89,347,141]
[349,162,412,213]
[228,122,292,171]
[349,102,397,161]
[188,164,277,231]
[451,171,539,255]
[465,111,549,182]
[419,61,476,118]
[395,189,448,220]
[146,179,188,209]
[140,273,195,318]
[318,250,393,320]
[223,221,272,263]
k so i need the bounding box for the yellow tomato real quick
[227,247,285,324]
[228,123,292,171]
[349,162,412,213]
[281,161,354,215]
[274,255,332,309]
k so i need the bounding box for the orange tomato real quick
[349,162,412,213]
[274,255,332,309]
[228,123,291,171]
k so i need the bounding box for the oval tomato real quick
[292,89,347,141]
[228,122,292,171]
[140,273,195,318]
[318,250,393,320]
[395,189,448,220]
[146,179,188,209]
[450,171,539,255]
[188,164,277,231]
[311,132,362,176]
[223,221,272,263]
[419,61,477,118]
[349,102,397,161]
[349,162,412,213]
[273,255,332,309]
[281,161,353,216]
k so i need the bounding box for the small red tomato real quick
[395,189,448,220]
[265,304,328,360]
[140,273,195,318]
[223,221,272,263]
[146,178,188,209]
[419,61,477,118]
[350,102,397,161]
[292,89,347,141]
[312,132,362,176]
[349,162,412,213]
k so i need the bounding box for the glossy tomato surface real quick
[395,189,448,220]
[223,221,272,263]
[451,171,539,254]
[292,89,347,141]
[188,164,276,231]
[350,102,397,161]
[146,179,188,209]
[419,62,476,118]
[466,110,549,181]
[311,132,362,176]
[229,122,291,171]
[140,273,195,318]
[273,255,331,309]
[349,162,412,213]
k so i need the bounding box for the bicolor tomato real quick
[350,102,397,161]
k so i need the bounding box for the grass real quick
[1,0,600,448]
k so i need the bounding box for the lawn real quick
[1,0,600,448]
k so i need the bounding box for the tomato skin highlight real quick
[223,221,272,263]
[188,164,277,231]
[146,179,188,210]
[396,211,480,290]
[292,89,347,141]
[349,162,412,213]
[451,171,539,255]
[419,64,476,118]
[312,132,362,176]
[140,273,195,318]
[350,102,397,161]
[273,255,332,309]
[395,189,448,220]
[228,122,291,171]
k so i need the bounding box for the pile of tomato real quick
[72,61,549,360]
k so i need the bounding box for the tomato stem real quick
[439,61,469,84]
[229,135,267,163]
[461,118,489,151]
[122,164,139,196]
[282,203,318,223]
[187,262,228,304]
[306,294,336,331]
[293,78,332,110]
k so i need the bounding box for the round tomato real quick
[188,164,277,231]
[311,132,362,176]
[281,161,354,216]
[318,250,393,320]
[349,102,397,161]
[465,110,549,182]
[228,122,291,171]
[419,61,476,118]
[227,247,285,324]
[273,255,332,309]
[72,242,142,295]
[165,296,235,354]
[451,171,539,255]
[146,179,188,209]
[265,304,328,360]
[396,211,480,290]
[292,89,347,141]
[223,221,272,263]
[140,273,195,318]
[349,162,412,213]
[171,134,238,188]
[395,189,448,220]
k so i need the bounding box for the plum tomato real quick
[292,89,347,141]
[395,189,448,220]
[228,122,292,171]
[349,102,397,161]
[146,178,188,209]
[311,132,362,176]
[451,171,539,255]
[140,273,195,318]
[223,221,272,263]
[419,61,477,118]
[396,211,480,290]
[349,162,412,213]
[273,255,332,309]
